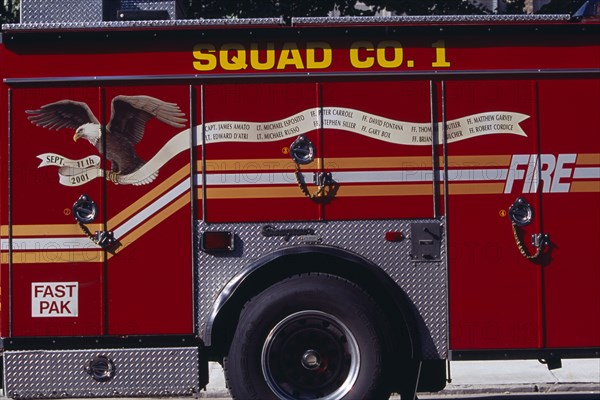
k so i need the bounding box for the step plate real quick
[3,347,200,398]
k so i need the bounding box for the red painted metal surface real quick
[0,20,598,352]
[103,85,193,335]
[445,80,542,350]
[8,87,104,337]
[537,79,600,348]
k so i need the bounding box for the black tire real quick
[224,273,391,400]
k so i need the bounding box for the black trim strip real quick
[4,68,600,85]
[7,88,13,337]
[430,80,441,218]
[1,335,202,351]
[189,84,199,335]
[450,348,600,361]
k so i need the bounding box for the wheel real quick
[224,273,391,400]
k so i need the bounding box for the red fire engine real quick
[0,0,598,399]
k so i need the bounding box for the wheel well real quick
[207,249,421,364]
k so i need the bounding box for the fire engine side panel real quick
[4,83,195,337]
[537,78,600,348]
[0,22,598,356]
[446,80,543,350]
[8,87,104,336]
[102,85,193,336]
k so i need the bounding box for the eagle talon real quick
[105,170,120,184]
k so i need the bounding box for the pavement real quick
[198,359,600,398]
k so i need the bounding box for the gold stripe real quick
[1,223,103,237]
[571,181,600,193]
[327,155,511,169]
[7,250,104,264]
[576,153,600,165]
[202,159,297,171]
[108,165,190,229]
[446,182,505,195]
[337,184,433,196]
[325,157,432,169]
[203,184,433,198]
[113,194,190,254]
[204,186,303,199]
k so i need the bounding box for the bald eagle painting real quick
[27,95,187,184]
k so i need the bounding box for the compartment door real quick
[320,80,435,220]
[102,86,193,335]
[445,80,544,350]
[9,87,104,337]
[537,78,600,348]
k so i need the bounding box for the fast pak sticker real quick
[31,282,78,317]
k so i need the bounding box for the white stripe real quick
[113,178,190,239]
[200,168,509,185]
[446,169,508,182]
[334,170,433,183]
[7,237,100,250]
[203,172,301,186]
[574,167,600,179]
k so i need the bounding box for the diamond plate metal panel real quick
[3,18,286,32]
[291,14,571,25]
[196,219,447,359]
[4,347,200,398]
[21,0,103,23]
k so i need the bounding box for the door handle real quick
[72,195,116,250]
[72,194,97,224]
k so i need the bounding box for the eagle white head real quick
[74,123,101,146]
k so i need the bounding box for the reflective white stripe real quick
[334,170,433,183]
[574,167,600,179]
[113,178,190,239]
[445,169,508,182]
[6,237,99,250]
[203,172,302,186]
[201,169,509,185]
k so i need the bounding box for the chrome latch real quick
[532,233,549,249]
[95,231,116,249]
[313,171,333,188]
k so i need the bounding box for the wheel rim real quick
[261,310,361,400]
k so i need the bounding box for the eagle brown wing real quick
[26,100,99,130]
[107,95,187,144]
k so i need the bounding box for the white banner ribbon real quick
[37,108,529,186]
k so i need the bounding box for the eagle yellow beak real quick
[73,133,80,142]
